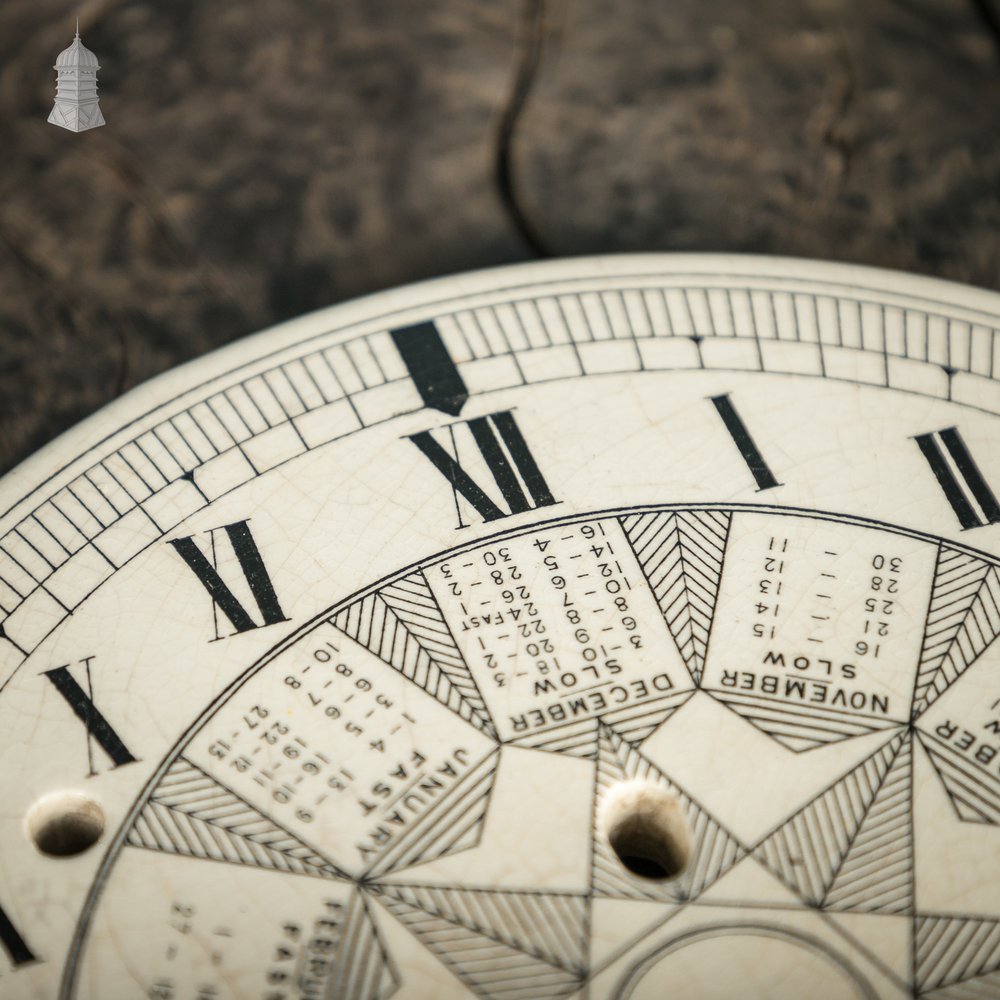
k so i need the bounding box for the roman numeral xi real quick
[169,520,288,636]
[916,427,1000,530]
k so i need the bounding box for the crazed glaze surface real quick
[0,256,999,998]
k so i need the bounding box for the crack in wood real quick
[968,0,1000,66]
[495,0,554,258]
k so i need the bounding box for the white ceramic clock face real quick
[1,255,999,1000]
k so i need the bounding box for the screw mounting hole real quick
[603,781,691,881]
[26,791,105,857]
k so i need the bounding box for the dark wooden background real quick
[2,0,999,476]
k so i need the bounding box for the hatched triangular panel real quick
[823,734,913,913]
[367,748,500,877]
[334,570,496,737]
[377,891,583,999]
[592,725,744,903]
[912,548,991,715]
[125,756,345,879]
[913,560,1000,718]
[375,883,587,973]
[602,691,694,746]
[915,914,1000,995]
[321,890,398,1000]
[919,733,1000,825]
[508,697,695,759]
[710,690,900,752]
[620,510,730,685]
[921,972,1000,999]
[754,730,905,904]
[510,718,600,759]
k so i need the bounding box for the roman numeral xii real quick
[409,411,556,526]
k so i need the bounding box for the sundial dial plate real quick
[1,255,999,999]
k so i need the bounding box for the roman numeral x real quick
[44,662,137,774]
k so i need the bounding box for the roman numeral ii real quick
[915,427,1000,530]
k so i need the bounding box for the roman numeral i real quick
[711,393,781,491]
[915,427,1000,530]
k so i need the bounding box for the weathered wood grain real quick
[515,0,1000,276]
[1,0,998,476]
[0,0,525,474]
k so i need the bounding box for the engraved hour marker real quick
[915,427,1000,530]
[711,394,781,491]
